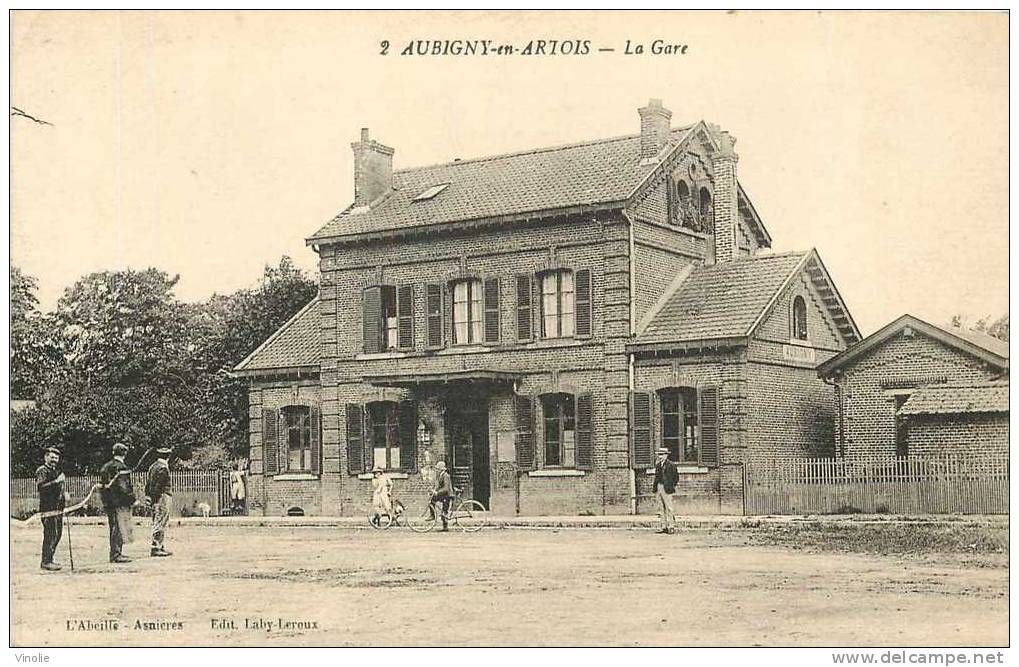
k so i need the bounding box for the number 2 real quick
[380,40,389,56]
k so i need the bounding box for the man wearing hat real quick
[144,446,173,557]
[430,461,454,531]
[36,446,68,571]
[652,447,679,534]
[100,442,136,563]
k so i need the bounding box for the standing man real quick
[36,446,68,571]
[652,447,679,534]
[145,446,173,557]
[99,442,135,563]
[430,461,453,532]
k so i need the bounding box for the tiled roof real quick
[899,382,1010,416]
[818,314,1009,378]
[308,127,696,242]
[947,326,1010,360]
[636,251,810,344]
[233,297,320,372]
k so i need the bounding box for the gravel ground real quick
[10,519,1008,647]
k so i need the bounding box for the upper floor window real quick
[282,405,312,472]
[540,270,575,339]
[363,285,413,353]
[452,279,484,345]
[542,393,576,467]
[792,295,808,341]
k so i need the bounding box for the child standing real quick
[371,466,393,527]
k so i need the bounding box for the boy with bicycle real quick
[431,461,453,531]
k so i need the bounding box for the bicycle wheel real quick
[406,501,436,533]
[391,500,406,527]
[453,500,488,533]
[368,512,393,530]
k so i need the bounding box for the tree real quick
[950,312,1009,342]
[10,266,61,399]
[187,256,317,462]
[9,257,318,474]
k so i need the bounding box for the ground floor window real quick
[659,387,698,464]
[542,393,576,467]
[368,401,401,469]
[282,405,312,471]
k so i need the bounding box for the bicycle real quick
[406,487,487,533]
[367,498,406,530]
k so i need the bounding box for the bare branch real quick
[11,106,53,126]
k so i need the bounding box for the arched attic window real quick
[698,187,712,233]
[792,295,808,341]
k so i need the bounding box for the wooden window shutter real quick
[362,286,383,354]
[309,405,322,475]
[575,269,592,337]
[397,285,414,349]
[397,401,418,472]
[345,404,365,475]
[516,275,532,341]
[699,386,720,466]
[575,393,593,471]
[426,283,444,348]
[262,408,279,476]
[483,277,500,343]
[514,395,535,471]
[630,392,653,469]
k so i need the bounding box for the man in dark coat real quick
[145,446,173,557]
[36,447,67,571]
[652,447,679,534]
[430,461,454,532]
[99,442,136,563]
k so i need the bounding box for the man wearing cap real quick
[652,447,679,534]
[145,447,173,557]
[36,447,68,571]
[430,461,454,531]
[100,442,136,563]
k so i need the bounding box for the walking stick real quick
[65,509,75,572]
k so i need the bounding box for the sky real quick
[10,10,1009,336]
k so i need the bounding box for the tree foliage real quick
[9,257,317,475]
[950,312,1009,342]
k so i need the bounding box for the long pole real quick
[65,511,75,572]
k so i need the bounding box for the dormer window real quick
[411,183,449,202]
[792,295,808,341]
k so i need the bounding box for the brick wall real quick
[633,351,746,514]
[906,413,1009,458]
[835,332,1001,458]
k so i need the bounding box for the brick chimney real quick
[638,99,672,161]
[710,130,739,263]
[351,128,394,207]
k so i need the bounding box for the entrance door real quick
[446,399,491,510]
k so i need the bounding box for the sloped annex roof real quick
[630,249,860,352]
[817,314,1010,378]
[233,297,320,374]
[899,381,1009,416]
[307,123,772,245]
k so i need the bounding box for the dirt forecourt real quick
[10,516,1008,647]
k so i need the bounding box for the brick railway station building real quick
[234,99,862,516]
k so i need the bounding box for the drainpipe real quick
[822,373,845,459]
[623,209,638,515]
